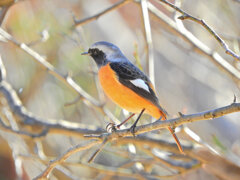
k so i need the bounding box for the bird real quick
[82,41,183,153]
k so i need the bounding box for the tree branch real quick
[34,140,100,180]
[74,0,131,26]
[146,2,240,85]
[140,0,155,84]
[85,102,240,141]
[0,117,48,138]
[0,27,119,124]
[0,55,104,136]
[154,0,240,61]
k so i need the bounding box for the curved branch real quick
[85,102,240,141]
[74,0,131,26]
[0,117,48,138]
[0,55,104,136]
[154,0,240,61]
[0,27,119,124]
[146,2,240,85]
[34,140,100,180]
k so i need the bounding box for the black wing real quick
[109,62,161,109]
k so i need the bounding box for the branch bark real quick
[85,101,240,142]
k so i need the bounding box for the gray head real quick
[82,41,127,67]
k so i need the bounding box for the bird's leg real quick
[130,108,145,136]
[106,113,135,133]
[116,113,135,129]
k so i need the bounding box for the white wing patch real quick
[130,79,150,93]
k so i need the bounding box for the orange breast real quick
[98,64,163,119]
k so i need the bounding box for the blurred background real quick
[0,0,240,179]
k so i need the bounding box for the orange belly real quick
[98,64,162,119]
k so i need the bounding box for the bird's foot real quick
[129,124,137,137]
[106,123,118,133]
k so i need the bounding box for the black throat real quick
[88,48,107,67]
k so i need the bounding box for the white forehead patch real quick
[130,79,150,93]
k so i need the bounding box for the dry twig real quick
[34,140,100,180]
[74,0,131,26]
[146,2,240,85]
[0,27,119,124]
[153,0,240,61]
[85,101,240,141]
[140,0,155,84]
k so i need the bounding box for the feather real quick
[130,79,150,93]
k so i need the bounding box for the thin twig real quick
[0,117,48,138]
[0,54,103,135]
[88,137,108,163]
[0,79,104,136]
[34,140,100,180]
[118,134,193,154]
[151,148,199,172]
[0,27,119,124]
[0,55,6,81]
[22,154,146,179]
[153,0,240,61]
[140,0,155,84]
[74,0,131,26]
[146,2,240,85]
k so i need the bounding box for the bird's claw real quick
[129,124,137,137]
[106,123,118,133]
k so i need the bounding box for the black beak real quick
[81,52,90,56]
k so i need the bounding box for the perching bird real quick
[82,41,183,153]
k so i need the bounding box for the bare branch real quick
[0,55,104,136]
[74,0,131,26]
[34,140,100,180]
[146,2,240,85]
[149,148,199,172]
[0,27,119,124]
[140,0,155,84]
[118,134,193,154]
[88,137,108,163]
[0,117,48,138]
[0,79,104,136]
[85,102,240,142]
[22,154,149,179]
[0,55,6,81]
[153,0,240,61]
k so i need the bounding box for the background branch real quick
[146,2,240,85]
[34,140,100,179]
[153,0,240,61]
[74,0,131,26]
[140,0,155,84]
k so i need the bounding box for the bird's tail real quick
[160,111,184,154]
